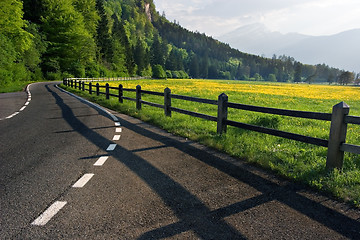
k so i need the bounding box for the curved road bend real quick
[0,82,359,239]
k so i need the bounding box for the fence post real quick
[89,82,92,94]
[326,102,350,170]
[119,84,123,103]
[96,83,99,96]
[81,81,84,91]
[164,87,171,117]
[106,83,110,99]
[217,93,228,135]
[136,85,141,110]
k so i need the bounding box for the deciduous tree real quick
[41,0,96,76]
[338,71,354,85]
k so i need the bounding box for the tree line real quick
[0,0,358,88]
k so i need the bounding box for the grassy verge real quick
[0,81,34,93]
[61,79,360,207]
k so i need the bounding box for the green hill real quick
[0,0,347,87]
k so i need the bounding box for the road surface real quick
[1,82,359,239]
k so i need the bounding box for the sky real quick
[153,0,360,37]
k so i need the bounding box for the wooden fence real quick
[65,76,150,82]
[63,78,360,170]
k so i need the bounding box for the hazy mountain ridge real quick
[219,23,360,72]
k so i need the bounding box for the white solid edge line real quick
[113,135,121,141]
[31,201,67,226]
[55,85,119,124]
[107,144,117,151]
[94,156,109,166]
[72,173,94,188]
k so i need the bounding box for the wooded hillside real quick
[0,0,352,87]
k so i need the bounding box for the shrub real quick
[166,70,172,78]
[46,72,62,80]
[152,64,166,79]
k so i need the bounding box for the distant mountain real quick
[219,23,360,72]
[219,23,310,56]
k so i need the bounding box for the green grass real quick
[0,81,34,93]
[61,79,360,207]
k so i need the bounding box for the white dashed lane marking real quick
[42,85,124,226]
[113,135,121,141]
[1,83,33,121]
[6,112,19,119]
[106,144,117,151]
[31,201,67,226]
[72,174,95,188]
[94,156,109,166]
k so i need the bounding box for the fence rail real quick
[228,102,333,121]
[65,76,150,82]
[63,78,360,170]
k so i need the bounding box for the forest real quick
[0,0,357,88]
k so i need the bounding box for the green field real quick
[62,79,360,207]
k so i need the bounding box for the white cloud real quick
[263,0,360,35]
[153,0,360,36]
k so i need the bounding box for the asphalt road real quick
[1,82,359,239]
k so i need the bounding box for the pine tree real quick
[199,54,209,78]
[95,0,112,63]
[134,39,147,75]
[112,14,135,75]
[165,49,178,71]
[294,63,302,82]
[150,35,165,67]
[189,54,199,78]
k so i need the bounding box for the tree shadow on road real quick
[49,85,360,239]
